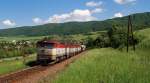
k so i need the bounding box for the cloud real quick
[114,0,136,4]
[32,1,105,24]
[32,17,43,24]
[32,9,100,24]
[45,9,97,23]
[114,12,123,17]
[2,19,16,27]
[85,1,104,14]
[91,8,103,14]
[86,1,103,7]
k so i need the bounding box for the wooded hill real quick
[0,12,150,36]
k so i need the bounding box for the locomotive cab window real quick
[37,43,54,49]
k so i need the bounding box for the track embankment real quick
[0,51,86,83]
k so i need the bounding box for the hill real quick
[0,12,150,36]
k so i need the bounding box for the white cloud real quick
[32,17,43,24]
[46,9,97,23]
[2,19,16,27]
[85,1,104,14]
[91,8,103,14]
[114,0,136,4]
[86,1,103,7]
[32,1,105,24]
[32,9,99,24]
[114,12,123,17]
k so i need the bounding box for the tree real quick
[93,33,110,48]
[86,37,95,48]
[107,25,127,48]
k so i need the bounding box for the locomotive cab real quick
[36,41,57,63]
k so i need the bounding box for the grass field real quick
[39,48,149,83]
[135,28,150,49]
[40,28,150,83]
[0,54,36,75]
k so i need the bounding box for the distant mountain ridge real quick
[0,12,150,36]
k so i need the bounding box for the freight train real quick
[36,40,86,64]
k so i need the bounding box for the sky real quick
[0,0,150,29]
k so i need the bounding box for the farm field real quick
[0,31,105,42]
[0,54,36,75]
[40,28,150,83]
[0,36,46,42]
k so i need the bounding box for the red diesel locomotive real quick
[36,40,86,64]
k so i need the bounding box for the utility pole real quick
[127,15,135,52]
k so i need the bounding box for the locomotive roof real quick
[37,40,60,44]
[37,40,81,47]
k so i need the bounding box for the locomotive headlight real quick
[52,49,56,56]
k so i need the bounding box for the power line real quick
[127,15,135,52]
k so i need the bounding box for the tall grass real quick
[135,28,150,49]
[40,28,150,83]
[39,48,150,83]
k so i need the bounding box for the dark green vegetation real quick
[86,26,138,49]
[40,28,150,83]
[0,12,150,36]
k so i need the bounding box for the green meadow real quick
[51,48,150,83]
[0,54,36,75]
[40,28,150,83]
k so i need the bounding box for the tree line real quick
[86,25,139,50]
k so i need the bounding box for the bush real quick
[24,47,36,55]
[0,50,22,58]
[107,26,127,48]
[93,34,110,48]
[0,50,6,59]
[86,37,95,48]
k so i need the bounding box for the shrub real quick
[24,47,36,55]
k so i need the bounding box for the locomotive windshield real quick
[37,43,54,49]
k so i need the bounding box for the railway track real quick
[0,65,42,83]
[0,51,86,83]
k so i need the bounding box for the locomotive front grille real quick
[37,54,51,60]
[37,48,56,61]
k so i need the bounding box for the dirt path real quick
[0,51,86,83]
